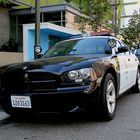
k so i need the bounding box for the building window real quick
[44,11,65,26]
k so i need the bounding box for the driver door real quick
[115,41,129,94]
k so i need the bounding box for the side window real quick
[136,48,140,55]
[114,41,122,54]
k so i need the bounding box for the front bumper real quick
[0,86,100,114]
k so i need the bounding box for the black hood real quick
[1,54,110,74]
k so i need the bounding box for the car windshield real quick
[43,38,111,58]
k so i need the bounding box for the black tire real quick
[99,73,117,121]
[132,69,140,93]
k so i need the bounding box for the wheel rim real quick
[137,71,140,90]
[106,79,116,114]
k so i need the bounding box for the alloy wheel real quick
[106,79,116,114]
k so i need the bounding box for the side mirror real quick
[117,46,129,54]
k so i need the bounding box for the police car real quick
[0,36,139,121]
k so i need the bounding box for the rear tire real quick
[99,73,117,121]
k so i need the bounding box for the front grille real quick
[25,72,60,92]
[27,72,56,81]
[1,71,60,94]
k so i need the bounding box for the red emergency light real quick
[90,30,112,36]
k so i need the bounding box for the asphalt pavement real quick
[0,92,140,140]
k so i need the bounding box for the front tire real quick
[100,73,116,121]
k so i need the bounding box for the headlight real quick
[68,68,97,81]
[68,70,79,80]
[79,68,90,79]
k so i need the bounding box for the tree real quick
[75,0,113,32]
[120,11,140,49]
[0,0,8,5]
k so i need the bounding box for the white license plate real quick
[11,96,32,108]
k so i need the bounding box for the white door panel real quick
[111,40,138,94]
[117,54,129,94]
[128,54,139,86]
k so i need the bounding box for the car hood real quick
[1,54,110,75]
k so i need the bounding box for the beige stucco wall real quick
[0,6,10,46]
[65,11,80,31]
[65,11,93,33]
[0,52,23,66]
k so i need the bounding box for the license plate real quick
[11,96,32,108]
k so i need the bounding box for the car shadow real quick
[10,111,105,125]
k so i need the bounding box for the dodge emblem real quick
[24,73,28,80]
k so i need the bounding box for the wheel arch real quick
[101,66,119,97]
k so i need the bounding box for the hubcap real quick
[106,80,116,114]
[137,71,140,90]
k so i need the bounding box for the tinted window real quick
[43,38,111,58]
[136,48,140,55]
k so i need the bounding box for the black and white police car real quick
[0,36,139,121]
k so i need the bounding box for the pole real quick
[114,2,118,37]
[34,0,42,59]
[79,0,82,9]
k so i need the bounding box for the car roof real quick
[58,36,117,44]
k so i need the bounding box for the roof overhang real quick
[9,4,83,17]
[23,22,81,36]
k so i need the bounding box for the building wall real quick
[65,11,92,33]
[0,6,10,46]
[121,0,140,27]
[0,52,23,66]
[65,11,80,31]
